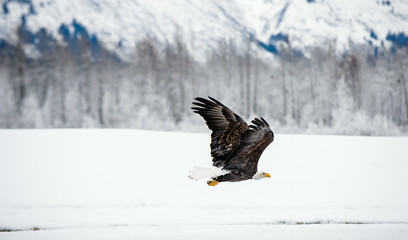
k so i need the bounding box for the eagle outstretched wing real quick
[224,117,274,172]
[191,97,248,167]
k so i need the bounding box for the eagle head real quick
[252,171,271,180]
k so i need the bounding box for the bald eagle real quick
[189,97,274,186]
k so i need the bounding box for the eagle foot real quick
[207,180,219,186]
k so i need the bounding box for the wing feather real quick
[224,117,274,174]
[192,97,248,168]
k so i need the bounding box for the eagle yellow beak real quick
[207,180,219,186]
[264,173,271,178]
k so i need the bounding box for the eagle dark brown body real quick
[192,97,274,185]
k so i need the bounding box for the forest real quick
[0,27,407,135]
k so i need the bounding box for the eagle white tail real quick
[188,167,229,181]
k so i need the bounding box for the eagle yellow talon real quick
[207,180,219,186]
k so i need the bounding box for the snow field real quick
[2,224,408,240]
[1,129,408,239]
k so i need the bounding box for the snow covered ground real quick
[1,129,408,239]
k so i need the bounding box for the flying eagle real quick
[189,97,274,186]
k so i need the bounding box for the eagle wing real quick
[191,97,248,168]
[223,117,274,173]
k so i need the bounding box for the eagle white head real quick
[252,171,271,180]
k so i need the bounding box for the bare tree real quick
[14,26,26,113]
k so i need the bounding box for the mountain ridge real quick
[1,0,407,59]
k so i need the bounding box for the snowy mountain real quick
[1,0,408,132]
[1,0,408,60]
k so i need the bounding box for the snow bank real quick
[0,129,408,233]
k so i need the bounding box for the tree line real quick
[0,28,407,135]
